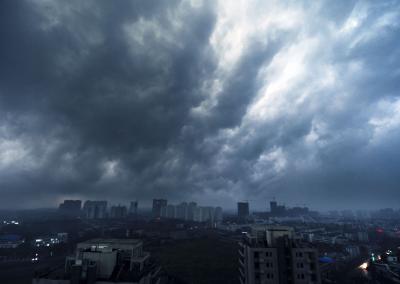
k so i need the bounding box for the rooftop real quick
[78,238,142,246]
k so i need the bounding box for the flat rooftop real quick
[79,238,142,245]
[77,238,143,250]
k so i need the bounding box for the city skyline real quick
[1,1,400,210]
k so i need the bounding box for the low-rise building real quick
[33,238,161,284]
[0,234,24,248]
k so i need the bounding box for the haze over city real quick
[1,0,400,211]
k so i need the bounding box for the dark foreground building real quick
[239,226,321,284]
[33,238,161,284]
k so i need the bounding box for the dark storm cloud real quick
[0,0,217,207]
[0,0,399,209]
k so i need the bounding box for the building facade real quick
[59,200,82,217]
[129,201,138,217]
[83,201,107,219]
[239,226,321,284]
[238,202,250,221]
[110,205,128,219]
[152,199,167,218]
[33,238,161,284]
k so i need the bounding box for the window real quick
[266,273,274,279]
[297,274,305,279]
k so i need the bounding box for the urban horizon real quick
[1,197,397,214]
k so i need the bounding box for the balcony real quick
[239,257,245,267]
[239,267,245,277]
[238,249,244,258]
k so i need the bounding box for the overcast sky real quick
[0,0,399,210]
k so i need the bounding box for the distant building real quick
[158,201,222,223]
[33,238,161,284]
[59,200,82,217]
[238,202,250,221]
[110,205,128,219]
[176,202,188,220]
[0,234,24,248]
[270,201,278,213]
[192,206,218,223]
[129,201,138,217]
[287,206,309,216]
[345,245,360,258]
[58,233,68,243]
[152,199,167,218]
[214,206,223,224]
[239,226,321,284]
[187,202,197,220]
[270,201,286,216]
[193,206,202,222]
[357,231,369,242]
[83,201,107,219]
[165,204,177,219]
[33,235,64,247]
[202,206,215,223]
[341,210,355,219]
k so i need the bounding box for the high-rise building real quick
[160,204,177,219]
[270,201,286,216]
[83,201,107,219]
[59,200,82,217]
[166,204,176,219]
[238,202,250,221]
[214,206,223,224]
[239,226,321,284]
[202,206,215,223]
[158,201,222,223]
[192,206,217,223]
[176,202,188,220]
[187,202,197,220]
[129,201,138,217]
[152,199,167,218]
[193,206,202,222]
[110,205,128,218]
[270,201,277,213]
[33,238,161,284]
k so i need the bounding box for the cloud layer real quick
[0,0,399,209]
